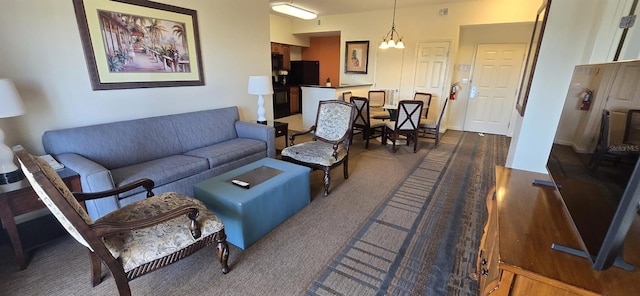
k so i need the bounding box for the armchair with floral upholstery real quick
[281,100,357,196]
[13,145,229,296]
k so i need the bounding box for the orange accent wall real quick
[301,36,341,86]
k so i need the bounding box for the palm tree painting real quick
[97,10,191,73]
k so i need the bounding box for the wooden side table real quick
[274,121,288,155]
[0,168,81,270]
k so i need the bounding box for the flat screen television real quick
[547,120,640,271]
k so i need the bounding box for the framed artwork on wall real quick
[345,41,369,74]
[72,0,204,90]
[515,0,551,116]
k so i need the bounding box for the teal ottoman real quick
[193,158,311,249]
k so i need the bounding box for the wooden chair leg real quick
[344,157,349,179]
[103,257,132,296]
[89,251,102,287]
[413,133,418,152]
[215,229,230,274]
[323,167,331,196]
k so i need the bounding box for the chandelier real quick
[379,0,405,49]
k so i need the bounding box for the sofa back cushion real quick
[43,116,183,169]
[169,107,240,152]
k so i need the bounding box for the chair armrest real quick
[289,125,316,145]
[91,205,201,238]
[235,121,276,158]
[73,178,155,202]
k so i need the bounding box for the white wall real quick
[0,0,272,155]
[505,0,604,173]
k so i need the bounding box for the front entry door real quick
[463,43,526,135]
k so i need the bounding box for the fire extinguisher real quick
[580,89,593,111]
[450,83,460,100]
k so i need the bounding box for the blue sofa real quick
[42,107,276,220]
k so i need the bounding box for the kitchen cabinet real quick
[290,86,299,114]
[271,42,290,70]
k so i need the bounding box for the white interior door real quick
[464,43,526,135]
[413,41,450,119]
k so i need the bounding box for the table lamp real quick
[248,75,273,125]
[0,79,26,184]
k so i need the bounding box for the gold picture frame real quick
[516,0,551,116]
[72,0,204,90]
[345,41,369,74]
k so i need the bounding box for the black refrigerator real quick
[289,61,320,85]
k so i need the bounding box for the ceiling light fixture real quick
[379,0,405,49]
[271,2,317,20]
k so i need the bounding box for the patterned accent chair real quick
[350,96,386,149]
[13,145,229,296]
[383,100,424,153]
[281,100,357,196]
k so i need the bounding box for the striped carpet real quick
[306,131,509,295]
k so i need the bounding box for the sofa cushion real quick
[184,138,266,168]
[170,107,240,153]
[111,155,208,197]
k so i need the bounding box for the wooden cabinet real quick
[271,42,290,70]
[477,166,640,295]
[282,44,290,70]
[289,86,299,114]
[271,43,282,54]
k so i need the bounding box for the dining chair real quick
[342,91,352,102]
[13,145,230,296]
[588,109,639,171]
[369,90,391,120]
[419,97,449,148]
[624,109,640,145]
[350,96,386,149]
[414,92,432,121]
[281,100,357,196]
[382,100,424,153]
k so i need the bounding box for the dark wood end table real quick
[274,121,288,154]
[0,168,81,270]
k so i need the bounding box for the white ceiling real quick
[269,0,477,17]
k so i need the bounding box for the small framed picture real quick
[345,41,369,74]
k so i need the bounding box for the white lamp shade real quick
[0,79,25,118]
[248,76,273,95]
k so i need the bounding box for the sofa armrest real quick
[55,153,119,219]
[235,121,276,158]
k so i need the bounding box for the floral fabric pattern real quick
[281,141,347,166]
[96,192,224,272]
[19,155,94,250]
[315,102,354,141]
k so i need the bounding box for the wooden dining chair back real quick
[369,90,391,120]
[382,100,424,153]
[281,100,357,196]
[624,109,640,145]
[420,97,449,148]
[588,109,639,171]
[342,91,352,102]
[13,145,229,296]
[413,92,432,119]
[350,96,386,148]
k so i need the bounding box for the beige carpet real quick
[0,130,434,295]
